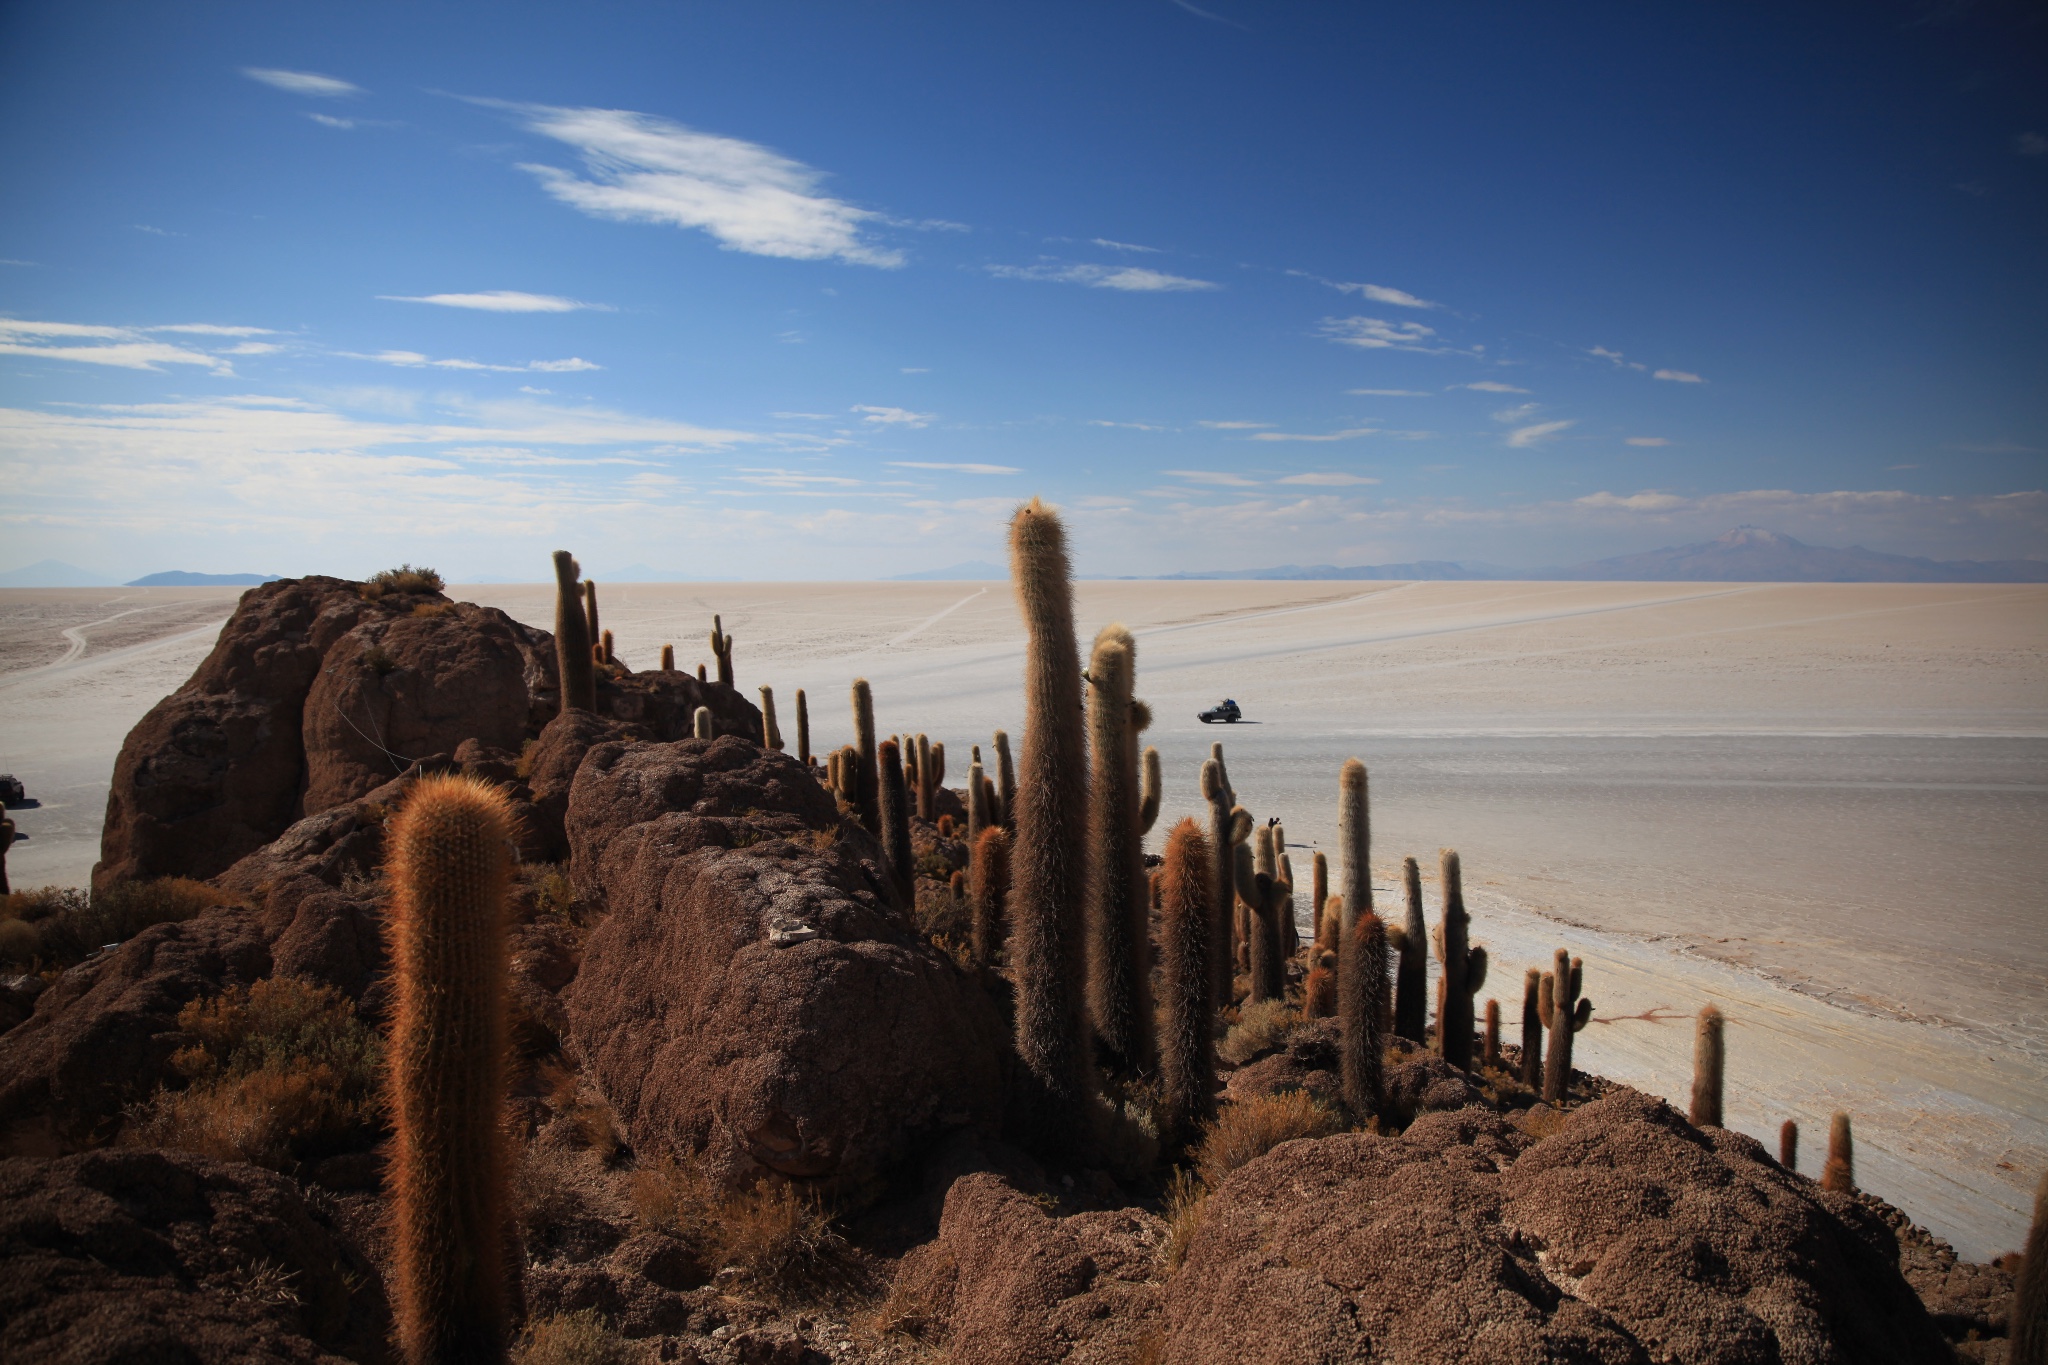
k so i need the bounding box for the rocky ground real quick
[0,575,2025,1363]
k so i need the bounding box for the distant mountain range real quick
[889,560,1009,581]
[1160,528,2048,584]
[125,571,281,586]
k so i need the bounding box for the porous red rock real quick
[890,1171,1166,1364]
[562,736,1007,1188]
[0,1148,390,1364]
[1161,1088,1954,1364]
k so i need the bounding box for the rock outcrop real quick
[1161,1089,1955,1364]
[563,736,1008,1188]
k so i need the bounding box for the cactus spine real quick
[851,678,879,835]
[1006,498,1094,1149]
[2011,1170,2048,1363]
[1779,1119,1798,1171]
[1821,1112,1855,1192]
[1337,759,1369,938]
[1431,849,1488,1070]
[692,706,714,741]
[1085,624,1151,1074]
[660,643,675,671]
[1483,998,1501,1070]
[1156,817,1215,1154]
[970,826,1011,968]
[385,775,514,1365]
[1689,1003,1725,1128]
[1520,968,1544,1088]
[1540,948,1591,1105]
[794,689,810,765]
[1339,909,1389,1122]
[878,739,914,907]
[759,686,783,751]
[709,614,734,687]
[551,551,595,713]
[992,729,1016,829]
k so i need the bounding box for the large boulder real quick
[0,1148,390,1363]
[562,736,1007,1188]
[1161,1090,1955,1364]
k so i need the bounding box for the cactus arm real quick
[1573,997,1593,1031]
[1138,746,1162,834]
[1467,945,1488,995]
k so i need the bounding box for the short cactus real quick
[878,738,914,907]
[1483,998,1501,1070]
[1780,1119,1798,1171]
[794,689,810,765]
[584,579,601,654]
[1156,817,1215,1154]
[966,759,988,842]
[551,551,595,713]
[1519,968,1544,1088]
[1822,1112,1855,1192]
[759,686,783,751]
[1139,745,1161,834]
[601,628,615,666]
[660,643,675,671]
[851,678,879,835]
[992,729,1016,830]
[1431,850,1488,1070]
[970,826,1011,968]
[692,706,714,741]
[696,664,707,682]
[1303,950,1337,1019]
[709,614,734,687]
[384,775,515,1365]
[1689,1003,1725,1128]
[1540,948,1592,1105]
[1339,910,1389,1122]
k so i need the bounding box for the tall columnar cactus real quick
[692,706,714,741]
[2011,1170,2048,1363]
[1431,850,1488,1070]
[1483,999,1502,1070]
[1690,1003,1725,1128]
[709,614,734,687]
[1822,1112,1855,1192]
[878,739,914,907]
[928,743,946,819]
[912,735,931,820]
[793,689,810,765]
[385,774,515,1365]
[970,826,1011,968]
[551,551,595,713]
[759,686,784,751]
[1337,759,1369,938]
[851,678,879,835]
[1540,948,1591,1105]
[966,759,988,841]
[1156,817,1215,1155]
[0,814,14,895]
[1199,759,1237,1012]
[601,628,616,667]
[1311,852,1329,951]
[1520,968,1544,1088]
[1006,498,1095,1150]
[660,643,675,671]
[1234,828,1287,1004]
[583,580,601,656]
[1392,859,1425,1039]
[1318,894,1343,957]
[992,729,1016,830]
[1779,1119,1799,1171]
[1339,909,1389,1122]
[1085,624,1152,1074]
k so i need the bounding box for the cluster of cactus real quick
[907,735,947,822]
[1199,751,1250,1012]
[1233,823,1291,1004]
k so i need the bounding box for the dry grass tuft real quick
[513,1310,639,1365]
[1161,1167,1208,1272]
[1193,1090,1340,1188]
[2,878,240,971]
[1217,997,1299,1066]
[631,1154,862,1303]
[360,564,445,599]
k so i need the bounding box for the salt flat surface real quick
[2,578,2044,1257]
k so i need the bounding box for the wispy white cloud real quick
[1197,420,1272,430]
[852,405,934,427]
[1276,471,1379,485]
[1589,345,1647,372]
[1290,271,1440,309]
[1491,403,1541,423]
[495,103,903,267]
[0,318,233,373]
[986,262,1221,292]
[379,290,609,313]
[1163,469,1260,486]
[1506,419,1574,447]
[1090,420,1168,431]
[1348,388,1429,397]
[1625,437,1670,447]
[308,113,355,129]
[1319,315,1462,354]
[900,367,930,374]
[132,225,181,237]
[243,68,361,97]
[1458,380,1529,393]
[886,461,1020,475]
[149,323,275,336]
[1654,368,1705,383]
[2015,132,2047,157]
[1250,428,1377,443]
[1093,238,1160,253]
[344,349,601,374]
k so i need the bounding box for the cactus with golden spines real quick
[1304,950,1337,1019]
[600,628,616,667]
[1394,856,1428,1044]
[551,551,595,713]
[1539,948,1591,1105]
[794,689,810,765]
[1822,1113,1855,1192]
[878,738,914,907]
[696,663,707,683]
[1139,745,1162,835]
[1339,910,1389,1122]
[1006,498,1095,1151]
[1690,1003,1725,1128]
[851,678,879,835]
[660,643,675,671]
[1520,968,1545,1088]
[384,775,515,1365]
[1156,817,1215,1154]
[709,614,734,687]
[970,825,1011,968]
[759,686,783,751]
[1311,851,1329,952]
[1085,623,1152,1074]
[1431,850,1488,1071]
[1318,894,1343,957]
[1779,1119,1798,1171]
[966,759,988,842]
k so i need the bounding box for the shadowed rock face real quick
[0,1148,391,1364]
[563,737,1007,1189]
[1162,1090,1955,1365]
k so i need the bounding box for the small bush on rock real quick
[514,1310,638,1365]
[1194,1090,1340,1188]
[1,878,235,971]
[632,1154,859,1302]
[361,563,445,599]
[1218,997,1299,1066]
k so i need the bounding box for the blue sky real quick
[2,1,2044,580]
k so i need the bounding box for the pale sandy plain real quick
[2,577,2044,1259]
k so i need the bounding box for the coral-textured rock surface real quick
[298,604,541,814]
[0,1148,390,1364]
[1162,1089,1955,1364]
[563,736,1007,1187]
[891,1171,1165,1364]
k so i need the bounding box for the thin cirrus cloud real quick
[852,405,934,427]
[886,461,1020,475]
[0,318,233,373]
[493,102,904,267]
[1319,316,1460,353]
[242,68,362,98]
[1092,238,1161,253]
[1197,420,1272,430]
[1277,472,1379,485]
[345,350,601,374]
[379,291,609,313]
[1458,381,1529,393]
[1654,369,1706,383]
[1507,419,1575,447]
[986,263,1221,292]
[1288,271,1439,309]
[1348,388,1430,397]
[1250,428,1377,442]
[1162,469,1260,486]
[1626,437,1671,447]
